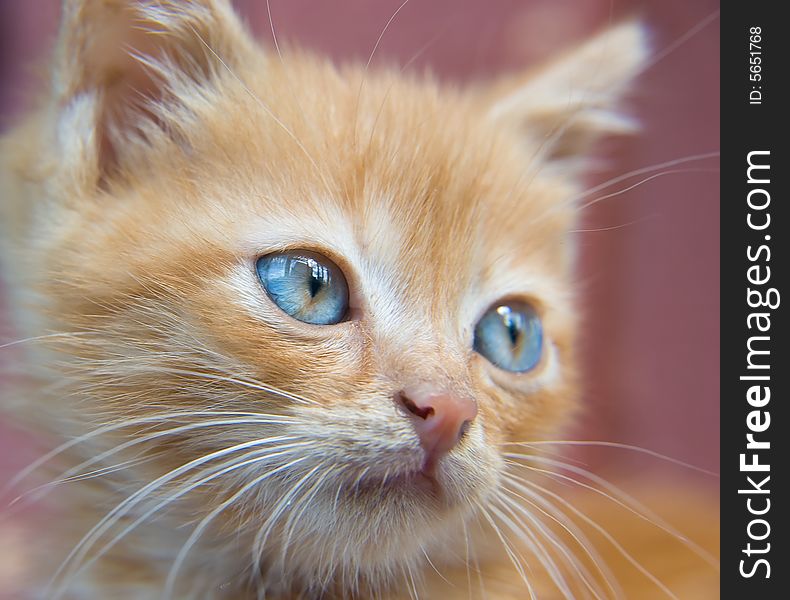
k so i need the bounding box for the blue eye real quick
[473,301,543,373]
[255,251,349,325]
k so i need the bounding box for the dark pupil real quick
[505,315,521,346]
[308,262,327,298]
[309,273,321,297]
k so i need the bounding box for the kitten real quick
[0,1,718,598]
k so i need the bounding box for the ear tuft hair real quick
[51,0,253,183]
[485,21,650,168]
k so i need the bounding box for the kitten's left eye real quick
[473,301,543,373]
[255,251,349,325]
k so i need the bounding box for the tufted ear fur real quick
[485,21,649,170]
[50,0,254,183]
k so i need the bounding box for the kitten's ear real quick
[51,0,253,182]
[484,21,649,169]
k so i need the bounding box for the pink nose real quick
[397,386,478,472]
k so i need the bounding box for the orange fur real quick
[0,1,717,598]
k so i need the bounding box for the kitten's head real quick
[2,0,646,593]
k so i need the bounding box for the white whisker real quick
[50,437,306,598]
[505,453,719,569]
[506,440,719,477]
[163,456,313,599]
[498,482,610,600]
[640,10,720,73]
[250,464,326,580]
[501,474,624,600]
[490,499,574,600]
[0,331,96,350]
[5,412,294,501]
[570,151,720,205]
[577,167,719,213]
[92,442,311,567]
[278,465,338,568]
[509,476,680,600]
[478,505,536,600]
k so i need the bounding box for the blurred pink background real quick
[0,0,719,497]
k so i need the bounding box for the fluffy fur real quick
[0,1,717,598]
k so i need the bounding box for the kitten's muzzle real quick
[396,386,478,475]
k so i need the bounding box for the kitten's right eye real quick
[255,251,349,325]
[473,301,543,373]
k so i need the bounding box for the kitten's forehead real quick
[225,61,578,293]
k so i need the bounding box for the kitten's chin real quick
[303,470,480,575]
[351,450,488,502]
[355,468,445,500]
[336,457,496,542]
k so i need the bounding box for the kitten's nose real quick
[397,386,478,472]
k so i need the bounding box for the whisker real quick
[278,465,338,568]
[405,561,421,600]
[263,0,326,180]
[250,464,326,580]
[49,437,305,598]
[163,456,314,599]
[577,167,719,213]
[140,365,320,406]
[478,505,536,600]
[4,412,294,500]
[353,0,413,149]
[501,473,625,600]
[365,25,451,154]
[520,9,721,221]
[499,479,614,600]
[505,440,719,477]
[265,0,285,62]
[497,14,656,220]
[490,499,574,600]
[640,9,720,73]
[0,331,97,351]
[510,476,680,600]
[461,518,473,599]
[505,453,719,569]
[364,0,413,73]
[569,151,720,205]
[570,215,656,234]
[469,515,489,600]
[421,546,451,587]
[71,442,309,597]
[9,454,158,508]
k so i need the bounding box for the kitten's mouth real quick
[390,470,438,493]
[353,468,441,499]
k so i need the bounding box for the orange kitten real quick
[0,1,717,598]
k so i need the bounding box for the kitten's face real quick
[2,0,645,589]
[56,55,577,564]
